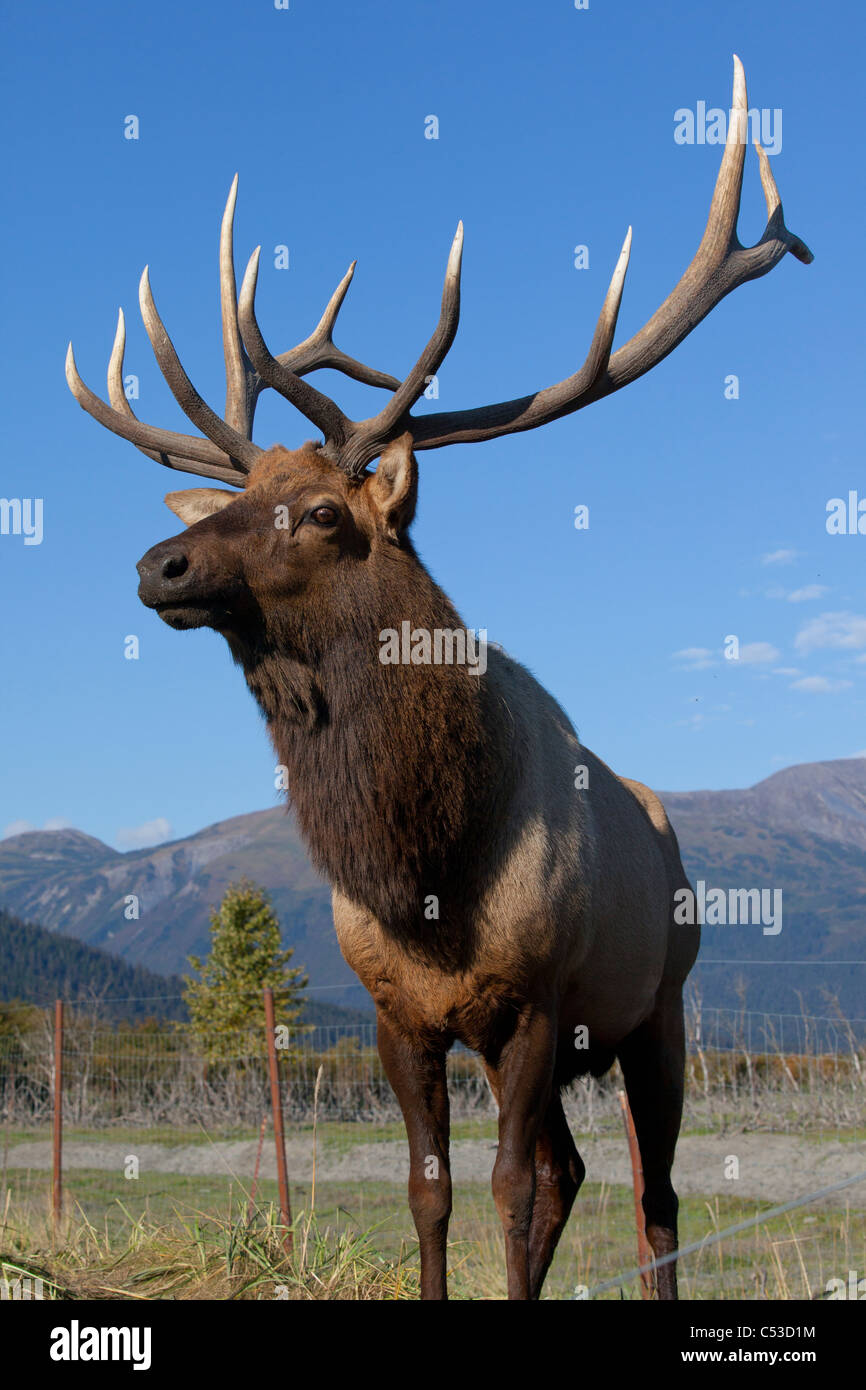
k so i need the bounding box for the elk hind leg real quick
[616,996,686,1300]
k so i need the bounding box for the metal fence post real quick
[52,999,63,1230]
[617,1089,653,1299]
[264,987,293,1253]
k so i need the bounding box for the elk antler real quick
[239,223,464,474]
[238,56,812,477]
[65,177,401,487]
[68,60,812,485]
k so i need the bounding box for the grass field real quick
[2,1116,863,1300]
[1,1117,499,1152]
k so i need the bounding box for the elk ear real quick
[366,434,418,541]
[164,489,238,527]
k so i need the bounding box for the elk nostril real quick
[161,553,189,581]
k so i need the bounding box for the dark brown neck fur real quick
[235,543,514,939]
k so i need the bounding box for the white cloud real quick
[761,549,799,566]
[737,642,781,665]
[675,712,706,729]
[115,817,173,851]
[2,820,36,839]
[676,641,781,668]
[2,816,73,840]
[794,612,866,654]
[787,585,830,603]
[765,583,829,602]
[790,676,853,694]
[848,749,866,759]
[673,646,715,670]
[772,667,801,677]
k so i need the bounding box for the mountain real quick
[0,904,188,1021]
[659,758,866,1020]
[0,900,374,1028]
[0,810,356,1007]
[1,758,864,1020]
[662,757,866,856]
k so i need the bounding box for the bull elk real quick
[67,59,811,1299]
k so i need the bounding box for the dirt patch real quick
[6,1134,866,1205]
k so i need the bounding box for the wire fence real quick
[1,1003,864,1133]
[582,1167,866,1301]
[1,998,864,1301]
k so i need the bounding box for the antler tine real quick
[107,307,183,465]
[370,224,464,429]
[106,307,145,426]
[220,174,260,437]
[104,308,238,479]
[67,178,264,486]
[66,335,249,486]
[754,143,813,263]
[276,262,401,391]
[333,223,464,474]
[402,56,812,454]
[139,266,261,471]
[403,225,633,453]
[701,52,749,260]
[238,246,353,449]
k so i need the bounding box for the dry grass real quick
[2,1169,862,1301]
[0,1189,421,1301]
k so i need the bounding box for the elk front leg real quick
[376,1009,452,1300]
[528,1094,585,1298]
[485,1004,557,1300]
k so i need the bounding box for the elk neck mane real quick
[233,541,516,936]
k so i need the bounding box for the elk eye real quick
[309,505,338,526]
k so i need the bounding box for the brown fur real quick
[136,435,700,1299]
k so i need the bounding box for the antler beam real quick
[405,56,812,454]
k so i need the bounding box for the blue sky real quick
[2,0,864,851]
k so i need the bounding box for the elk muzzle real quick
[137,537,243,630]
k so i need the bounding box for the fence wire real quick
[584,1169,866,1300]
[1,1003,864,1300]
[1,1006,864,1133]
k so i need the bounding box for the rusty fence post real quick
[247,1114,268,1224]
[52,999,63,1230]
[264,986,293,1254]
[617,1089,654,1299]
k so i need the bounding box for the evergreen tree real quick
[183,880,307,1058]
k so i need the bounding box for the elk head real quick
[134,436,420,661]
[67,58,812,661]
